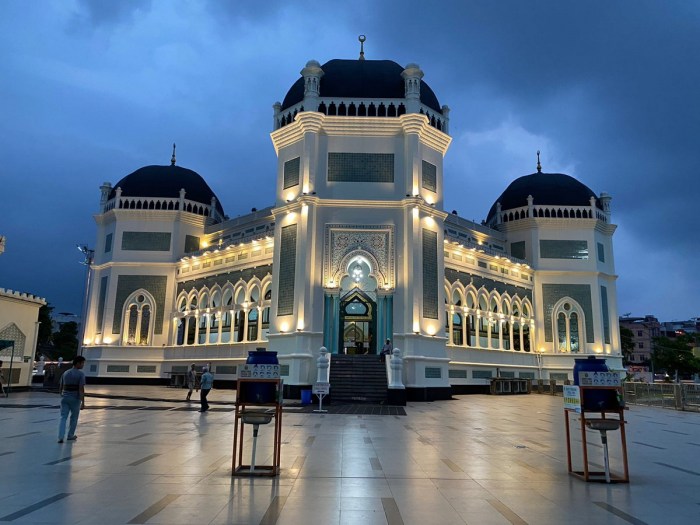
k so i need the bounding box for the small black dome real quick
[110,165,224,216]
[281,59,442,113]
[486,172,601,222]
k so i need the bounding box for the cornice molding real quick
[270,112,452,155]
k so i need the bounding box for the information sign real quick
[239,364,280,379]
[312,382,330,395]
[563,385,581,412]
[578,371,620,387]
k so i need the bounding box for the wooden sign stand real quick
[232,378,282,477]
[565,385,629,483]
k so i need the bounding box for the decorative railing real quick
[103,195,224,223]
[276,99,448,133]
[487,204,607,228]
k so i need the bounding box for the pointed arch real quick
[121,289,156,346]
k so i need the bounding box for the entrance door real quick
[339,289,377,354]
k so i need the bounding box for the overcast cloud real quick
[0,0,697,322]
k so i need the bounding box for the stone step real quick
[329,354,388,403]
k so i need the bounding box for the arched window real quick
[478,294,488,347]
[121,290,155,345]
[553,299,583,353]
[490,297,499,349]
[248,308,259,341]
[261,289,271,340]
[221,289,233,343]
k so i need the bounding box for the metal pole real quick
[76,245,94,357]
[7,342,15,396]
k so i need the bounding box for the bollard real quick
[316,346,329,383]
[389,348,404,389]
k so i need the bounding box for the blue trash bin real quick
[301,389,312,405]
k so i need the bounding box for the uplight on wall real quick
[279,321,290,333]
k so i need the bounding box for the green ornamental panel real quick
[422,229,439,319]
[112,275,168,335]
[542,283,594,343]
[277,225,297,316]
[283,157,300,189]
[444,268,533,301]
[328,153,394,183]
[540,240,588,259]
[421,160,437,192]
[122,232,171,251]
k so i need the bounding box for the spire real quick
[171,143,176,166]
[358,35,366,60]
[536,150,542,173]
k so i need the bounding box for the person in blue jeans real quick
[199,367,213,412]
[58,356,86,443]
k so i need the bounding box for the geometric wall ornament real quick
[0,323,26,358]
[324,225,395,289]
[542,284,594,343]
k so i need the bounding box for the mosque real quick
[81,42,622,400]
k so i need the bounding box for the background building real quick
[80,50,623,400]
[619,315,660,366]
[0,235,46,389]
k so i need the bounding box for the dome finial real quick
[358,35,366,60]
[536,150,542,173]
[171,143,176,166]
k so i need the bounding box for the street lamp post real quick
[77,245,94,357]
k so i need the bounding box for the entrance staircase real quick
[329,354,388,403]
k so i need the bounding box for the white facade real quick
[80,55,622,398]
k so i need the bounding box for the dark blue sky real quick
[1,1,698,321]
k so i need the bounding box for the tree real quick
[51,321,78,360]
[652,335,700,379]
[620,327,635,366]
[36,303,54,348]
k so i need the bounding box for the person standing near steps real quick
[58,356,86,443]
[199,366,213,412]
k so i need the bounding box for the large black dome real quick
[110,165,224,216]
[486,172,601,222]
[281,59,442,113]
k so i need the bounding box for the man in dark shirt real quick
[57,356,86,443]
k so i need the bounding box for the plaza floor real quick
[0,386,699,525]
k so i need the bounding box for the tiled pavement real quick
[1,386,699,524]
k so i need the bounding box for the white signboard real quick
[563,385,581,413]
[313,382,330,395]
[239,363,280,379]
[578,371,621,387]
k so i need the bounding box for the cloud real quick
[71,0,152,29]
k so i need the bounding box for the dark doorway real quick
[339,289,377,354]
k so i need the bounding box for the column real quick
[447,308,454,345]
[323,293,331,349]
[386,294,394,341]
[205,312,211,344]
[243,308,249,342]
[376,295,385,351]
[332,294,340,354]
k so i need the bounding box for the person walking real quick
[185,363,197,401]
[380,339,393,363]
[199,366,213,412]
[57,356,86,443]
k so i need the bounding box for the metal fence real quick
[623,382,700,412]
